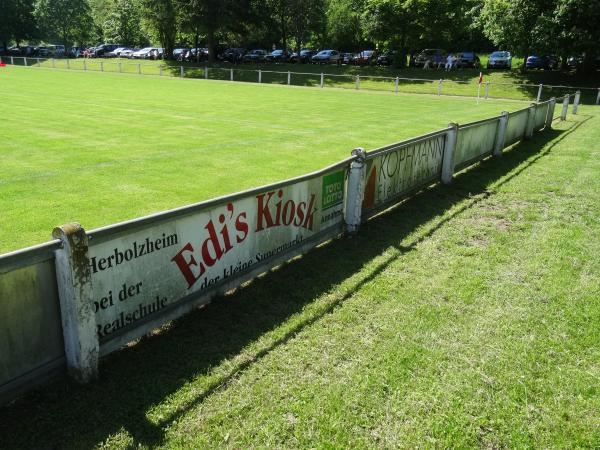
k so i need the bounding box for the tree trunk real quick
[207,28,215,62]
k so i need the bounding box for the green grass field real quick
[1,83,599,448]
[1,66,529,254]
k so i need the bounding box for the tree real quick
[288,0,325,56]
[103,0,146,46]
[0,0,37,51]
[34,0,93,46]
[326,0,365,51]
[140,0,176,58]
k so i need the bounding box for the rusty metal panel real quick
[87,168,347,350]
[505,109,529,146]
[362,133,446,217]
[0,259,65,402]
[454,120,498,170]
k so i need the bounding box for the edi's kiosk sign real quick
[88,169,345,346]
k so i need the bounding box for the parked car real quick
[8,45,36,56]
[411,49,447,68]
[456,51,480,68]
[36,47,49,57]
[487,51,512,69]
[221,48,246,62]
[120,48,136,58]
[94,44,122,57]
[289,49,317,63]
[108,47,130,57]
[525,55,558,70]
[172,48,190,60]
[352,50,377,66]
[131,47,156,59]
[243,49,268,62]
[265,49,290,63]
[312,49,340,64]
[338,52,353,65]
[376,51,397,66]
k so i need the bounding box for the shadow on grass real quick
[0,118,587,449]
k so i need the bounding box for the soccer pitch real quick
[1,66,525,253]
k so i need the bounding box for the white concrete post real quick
[355,75,360,90]
[536,84,543,102]
[287,71,291,85]
[10,56,14,65]
[52,58,56,69]
[525,103,536,139]
[395,77,399,94]
[180,65,184,77]
[230,68,233,81]
[345,148,367,235]
[100,61,104,72]
[159,66,162,76]
[24,57,27,67]
[36,57,40,66]
[205,66,208,79]
[66,58,70,69]
[596,88,600,105]
[83,59,86,70]
[573,90,581,115]
[137,63,141,75]
[118,62,122,73]
[441,123,458,185]
[493,112,509,157]
[545,98,556,129]
[320,72,324,88]
[437,79,442,96]
[258,69,262,83]
[52,223,99,383]
[485,82,490,100]
[561,95,569,120]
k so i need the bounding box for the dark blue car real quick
[525,55,558,70]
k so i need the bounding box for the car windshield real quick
[362,51,374,56]
[138,48,153,52]
[318,50,331,55]
[272,50,283,55]
[491,52,509,58]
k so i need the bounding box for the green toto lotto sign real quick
[88,170,346,342]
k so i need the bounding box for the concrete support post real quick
[118,62,122,73]
[596,88,600,105]
[441,123,458,185]
[100,61,103,72]
[493,112,510,157]
[180,65,184,77]
[355,75,360,90]
[52,223,99,383]
[345,148,367,235]
[395,77,399,94]
[258,69,262,83]
[545,98,556,129]
[485,82,490,100]
[287,71,291,85]
[536,84,543,102]
[83,59,86,70]
[159,66,162,76]
[36,58,40,66]
[205,66,208,79]
[561,95,569,120]
[137,63,141,75]
[66,59,70,69]
[24,57,27,67]
[573,90,581,115]
[437,79,442,96]
[230,68,233,81]
[52,58,56,69]
[10,56,14,65]
[320,72,324,88]
[525,103,536,139]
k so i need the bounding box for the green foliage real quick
[34,0,93,46]
[140,0,176,56]
[0,0,37,48]
[102,0,147,46]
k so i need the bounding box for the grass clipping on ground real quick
[1,104,599,448]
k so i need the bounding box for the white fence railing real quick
[2,55,599,104]
[0,91,574,404]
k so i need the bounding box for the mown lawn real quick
[0,101,598,448]
[0,66,526,253]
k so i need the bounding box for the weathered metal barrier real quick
[0,95,570,403]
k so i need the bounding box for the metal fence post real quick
[205,66,208,79]
[437,79,443,96]
[258,69,262,83]
[545,98,556,129]
[596,88,600,105]
[320,72,324,88]
[345,148,367,235]
[230,67,233,81]
[395,76,399,94]
[525,103,536,139]
[441,123,458,185]
[180,65,184,77]
[485,82,490,100]
[355,75,360,90]
[493,112,509,157]
[536,84,543,102]
[561,95,569,120]
[573,90,580,115]
[52,223,99,384]
[287,71,291,85]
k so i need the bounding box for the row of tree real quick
[1,0,598,71]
